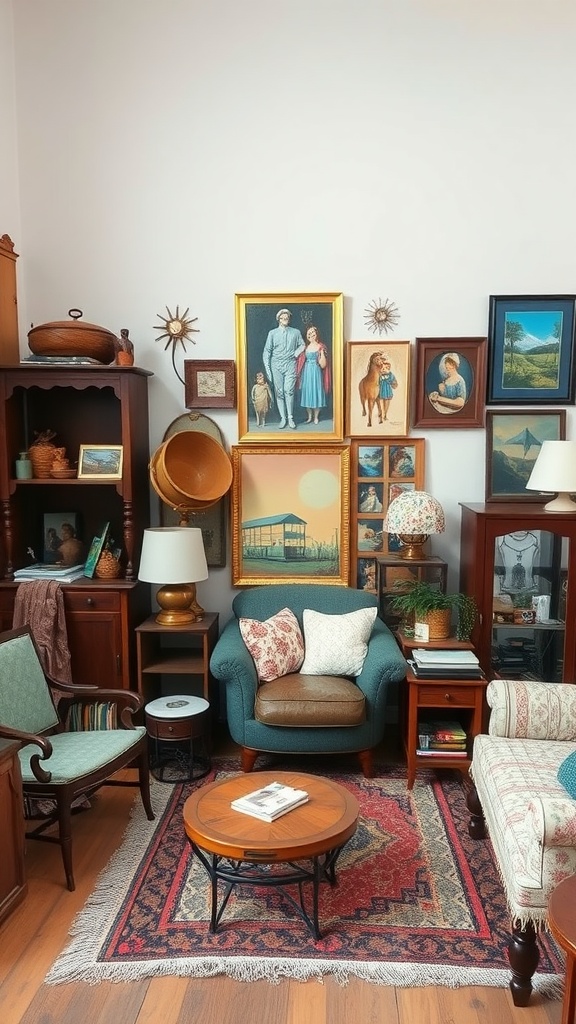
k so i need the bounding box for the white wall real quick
[0,0,21,271]
[8,0,576,621]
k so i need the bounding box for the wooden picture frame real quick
[412,337,487,428]
[235,292,343,443]
[231,444,349,586]
[350,437,425,591]
[346,341,411,437]
[184,359,236,409]
[485,409,566,502]
[78,445,123,479]
[487,295,576,404]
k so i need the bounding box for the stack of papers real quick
[409,648,484,679]
[14,563,86,583]
[231,781,309,822]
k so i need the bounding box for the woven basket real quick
[95,553,121,579]
[29,443,57,479]
[422,608,452,641]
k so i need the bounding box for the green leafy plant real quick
[390,579,477,640]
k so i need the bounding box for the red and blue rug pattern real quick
[46,758,564,989]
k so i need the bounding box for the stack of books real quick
[231,781,309,822]
[408,648,484,679]
[417,719,468,757]
[13,562,86,584]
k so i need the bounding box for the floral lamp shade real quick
[383,490,446,560]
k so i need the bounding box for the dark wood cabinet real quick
[0,739,27,925]
[459,502,576,683]
[0,365,153,688]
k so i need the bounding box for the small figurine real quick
[116,328,134,366]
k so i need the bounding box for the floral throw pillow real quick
[239,607,305,683]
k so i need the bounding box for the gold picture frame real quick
[231,444,350,586]
[235,292,344,443]
[345,341,411,437]
[77,445,123,479]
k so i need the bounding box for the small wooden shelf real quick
[135,613,219,703]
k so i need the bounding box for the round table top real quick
[183,771,359,862]
[548,873,576,957]
[145,695,209,719]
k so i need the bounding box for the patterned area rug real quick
[46,758,564,991]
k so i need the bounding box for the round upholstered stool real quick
[145,695,211,783]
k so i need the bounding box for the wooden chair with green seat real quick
[0,625,154,891]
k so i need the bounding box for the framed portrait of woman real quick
[235,293,343,443]
[412,337,487,428]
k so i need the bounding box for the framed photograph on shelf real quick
[412,337,487,428]
[78,445,123,479]
[230,444,349,586]
[485,409,566,502]
[487,295,576,404]
[42,512,82,565]
[83,522,110,578]
[345,341,411,437]
[235,292,343,443]
[184,359,236,409]
[350,437,425,591]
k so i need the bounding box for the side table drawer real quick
[64,591,121,612]
[418,685,478,706]
[146,715,193,740]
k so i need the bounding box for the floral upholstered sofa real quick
[467,678,576,1007]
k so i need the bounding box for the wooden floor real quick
[0,742,564,1024]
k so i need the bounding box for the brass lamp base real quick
[154,583,204,625]
[397,533,429,560]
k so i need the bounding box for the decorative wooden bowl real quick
[50,468,77,479]
[28,308,117,364]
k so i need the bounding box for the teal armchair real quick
[210,584,407,777]
[0,626,154,891]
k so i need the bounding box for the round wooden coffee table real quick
[183,771,359,939]
[548,874,576,1024]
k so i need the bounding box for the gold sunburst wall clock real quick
[364,297,400,335]
[154,305,199,384]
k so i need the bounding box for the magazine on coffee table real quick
[231,781,309,822]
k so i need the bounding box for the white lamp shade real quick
[383,491,446,535]
[526,440,576,493]
[138,527,208,584]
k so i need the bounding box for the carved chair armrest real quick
[0,725,53,782]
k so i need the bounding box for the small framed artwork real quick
[83,522,110,578]
[413,337,487,428]
[78,445,123,479]
[42,512,82,565]
[487,295,576,404]
[184,359,236,409]
[350,437,425,591]
[485,409,566,501]
[235,292,344,443]
[231,444,349,586]
[346,342,411,437]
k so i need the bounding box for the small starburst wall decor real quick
[364,297,400,336]
[154,305,199,385]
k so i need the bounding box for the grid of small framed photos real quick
[350,437,425,593]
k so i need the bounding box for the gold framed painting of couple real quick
[235,292,344,443]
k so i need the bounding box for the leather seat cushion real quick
[254,673,366,727]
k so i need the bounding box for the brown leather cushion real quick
[254,673,366,727]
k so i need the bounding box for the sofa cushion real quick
[300,606,377,677]
[239,607,304,683]
[254,673,366,727]
[558,750,576,798]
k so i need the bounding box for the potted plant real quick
[390,579,477,641]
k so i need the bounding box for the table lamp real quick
[383,490,445,559]
[525,439,576,513]
[138,527,208,625]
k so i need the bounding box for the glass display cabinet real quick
[459,502,576,683]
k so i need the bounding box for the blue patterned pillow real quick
[557,751,576,798]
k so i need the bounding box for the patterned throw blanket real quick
[12,578,72,684]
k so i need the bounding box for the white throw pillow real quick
[300,606,377,677]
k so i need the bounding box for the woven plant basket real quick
[421,608,452,641]
[95,553,121,579]
[29,443,57,479]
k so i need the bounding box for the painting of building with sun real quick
[231,446,350,585]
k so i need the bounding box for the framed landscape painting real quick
[413,337,486,428]
[487,295,576,404]
[346,342,411,437]
[231,445,349,586]
[486,409,566,501]
[235,293,343,443]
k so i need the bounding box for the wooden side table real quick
[136,612,219,703]
[396,633,487,789]
[548,874,576,1024]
